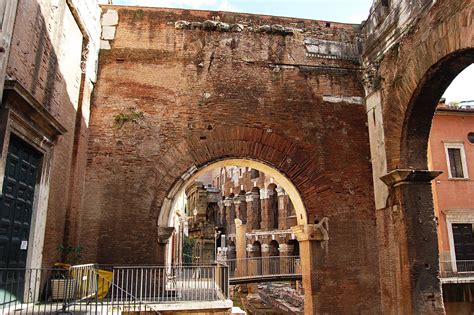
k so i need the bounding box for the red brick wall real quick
[366,0,473,171]
[82,6,381,312]
[6,0,85,267]
[363,0,473,312]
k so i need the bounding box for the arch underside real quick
[154,126,330,231]
[161,157,309,228]
[376,0,474,170]
[402,50,474,168]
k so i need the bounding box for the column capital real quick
[157,226,175,244]
[224,198,233,207]
[260,188,275,199]
[275,187,286,196]
[291,218,329,242]
[245,191,259,202]
[233,195,245,204]
[247,244,259,252]
[279,244,293,253]
[380,169,442,187]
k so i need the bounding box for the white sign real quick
[20,241,28,250]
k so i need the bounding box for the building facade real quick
[0,0,471,314]
[429,102,474,314]
[212,167,300,261]
[0,0,100,270]
[182,167,300,265]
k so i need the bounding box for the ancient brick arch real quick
[372,0,474,170]
[401,49,474,169]
[81,5,379,314]
[154,125,326,229]
[363,0,473,313]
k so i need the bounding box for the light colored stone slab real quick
[102,9,118,26]
[101,26,116,40]
[100,40,111,50]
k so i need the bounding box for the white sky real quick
[100,0,373,23]
[442,64,474,104]
[98,0,473,102]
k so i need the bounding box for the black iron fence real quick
[0,262,229,314]
[440,260,474,280]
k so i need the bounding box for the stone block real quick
[101,26,116,40]
[100,40,111,50]
[102,9,119,26]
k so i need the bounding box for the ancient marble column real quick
[224,198,234,235]
[292,220,329,315]
[261,243,271,275]
[246,192,260,232]
[260,188,275,231]
[234,195,247,224]
[276,187,287,230]
[278,243,293,274]
[235,219,247,280]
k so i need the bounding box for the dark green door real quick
[0,135,42,269]
[452,223,474,272]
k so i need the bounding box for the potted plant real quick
[50,245,82,301]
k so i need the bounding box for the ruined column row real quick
[220,186,296,235]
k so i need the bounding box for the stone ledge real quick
[380,169,443,187]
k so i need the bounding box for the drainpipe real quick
[62,0,98,255]
[0,1,19,194]
[0,0,19,101]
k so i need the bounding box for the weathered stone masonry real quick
[0,0,100,269]
[81,6,380,314]
[363,0,473,313]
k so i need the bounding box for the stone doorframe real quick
[0,80,66,269]
[444,209,474,272]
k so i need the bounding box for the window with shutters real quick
[444,143,469,179]
[250,169,260,179]
[452,223,474,271]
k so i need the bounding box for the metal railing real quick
[111,263,229,304]
[0,262,229,314]
[440,260,474,281]
[226,256,301,280]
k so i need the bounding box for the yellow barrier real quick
[53,263,112,300]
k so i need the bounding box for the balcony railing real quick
[112,263,229,303]
[226,256,301,281]
[0,262,229,314]
[440,260,474,282]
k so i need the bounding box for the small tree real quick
[448,100,460,108]
[183,236,195,265]
[57,245,82,265]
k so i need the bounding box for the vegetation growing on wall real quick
[113,110,144,128]
[183,236,195,264]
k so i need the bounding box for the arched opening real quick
[251,241,262,276]
[159,158,309,232]
[402,50,474,169]
[399,50,474,313]
[160,158,309,269]
[249,186,261,230]
[269,240,280,275]
[238,190,247,224]
[287,239,300,257]
[266,183,278,230]
[159,158,310,312]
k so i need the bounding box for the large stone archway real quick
[158,157,310,230]
[364,0,473,313]
[79,6,380,314]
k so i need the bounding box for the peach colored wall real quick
[429,111,474,254]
